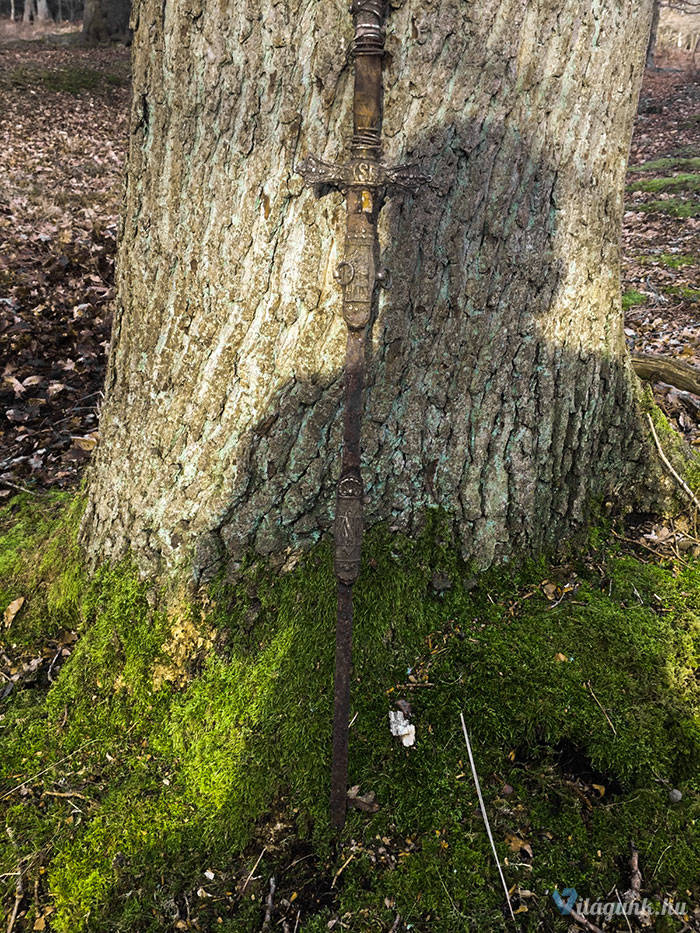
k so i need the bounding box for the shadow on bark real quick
[180,118,657,583]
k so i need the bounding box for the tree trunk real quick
[646,0,661,67]
[82,0,130,43]
[22,0,34,24]
[35,0,51,22]
[82,0,661,583]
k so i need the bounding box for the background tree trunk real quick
[82,0,130,43]
[647,0,661,67]
[82,0,661,582]
[35,0,51,21]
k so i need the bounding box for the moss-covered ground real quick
[1,494,699,932]
[628,157,700,174]
[626,173,700,195]
[0,63,130,94]
[634,199,700,220]
[625,154,700,219]
[622,289,647,311]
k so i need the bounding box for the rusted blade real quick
[330,581,354,827]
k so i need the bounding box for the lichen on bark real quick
[82,0,661,581]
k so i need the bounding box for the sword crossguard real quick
[383,162,428,191]
[296,154,428,194]
[295,154,346,189]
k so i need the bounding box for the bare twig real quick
[5,829,24,933]
[614,887,634,933]
[6,871,23,933]
[0,738,101,801]
[0,479,38,497]
[664,900,697,932]
[647,413,700,510]
[262,875,276,929]
[610,529,685,565]
[651,843,672,880]
[627,846,642,900]
[331,853,354,888]
[42,789,88,801]
[459,713,516,926]
[567,906,604,933]
[241,846,266,893]
[585,681,617,736]
[47,648,62,684]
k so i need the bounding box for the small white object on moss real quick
[389,709,415,747]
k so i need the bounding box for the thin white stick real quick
[241,846,266,893]
[0,738,100,802]
[647,413,700,510]
[460,713,516,926]
[614,887,633,933]
[586,681,617,736]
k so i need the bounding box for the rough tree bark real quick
[82,0,662,583]
[82,0,130,43]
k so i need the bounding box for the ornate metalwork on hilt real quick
[296,154,427,192]
[350,0,385,57]
[296,0,427,829]
[334,471,364,584]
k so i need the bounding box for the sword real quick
[298,0,425,828]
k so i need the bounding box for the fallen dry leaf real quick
[71,434,98,451]
[3,596,25,628]
[347,785,380,813]
[505,833,533,858]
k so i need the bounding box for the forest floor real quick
[0,32,699,933]
[623,53,700,446]
[0,35,129,493]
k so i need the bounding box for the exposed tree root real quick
[632,352,700,396]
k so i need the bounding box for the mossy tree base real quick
[1,494,699,931]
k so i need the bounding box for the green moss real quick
[628,157,700,173]
[0,65,128,94]
[664,285,700,302]
[634,198,700,219]
[627,173,700,194]
[0,492,85,647]
[648,405,700,494]
[639,253,697,269]
[622,289,647,310]
[1,500,699,931]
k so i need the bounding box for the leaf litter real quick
[0,37,130,493]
